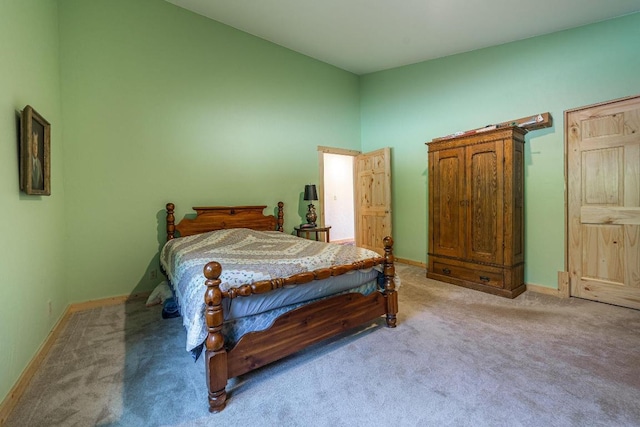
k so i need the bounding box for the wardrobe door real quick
[465,141,504,265]
[431,147,466,259]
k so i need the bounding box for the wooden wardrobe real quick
[427,127,526,298]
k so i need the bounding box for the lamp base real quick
[305,203,317,227]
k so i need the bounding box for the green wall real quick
[58,0,361,302]
[2,0,639,410]
[0,0,66,408]
[360,13,640,288]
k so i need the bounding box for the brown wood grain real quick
[168,204,283,239]
[227,291,387,378]
[427,127,526,298]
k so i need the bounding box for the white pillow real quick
[146,281,173,306]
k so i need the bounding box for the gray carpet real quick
[5,264,640,427]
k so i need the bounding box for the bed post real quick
[382,236,398,328]
[166,203,176,240]
[277,201,284,232]
[203,262,229,413]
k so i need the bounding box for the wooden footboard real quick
[202,237,397,412]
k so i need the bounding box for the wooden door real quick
[567,95,640,309]
[355,148,392,254]
[431,147,466,259]
[466,141,504,265]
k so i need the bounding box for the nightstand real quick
[294,226,331,243]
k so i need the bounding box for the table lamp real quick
[303,184,318,228]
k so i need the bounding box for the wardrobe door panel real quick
[466,141,504,264]
[432,148,465,258]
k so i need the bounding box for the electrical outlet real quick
[149,269,158,280]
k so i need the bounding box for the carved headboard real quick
[166,202,284,240]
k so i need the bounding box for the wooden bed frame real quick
[165,202,398,412]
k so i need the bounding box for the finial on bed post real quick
[166,203,176,241]
[277,201,284,232]
[382,236,398,328]
[203,261,228,413]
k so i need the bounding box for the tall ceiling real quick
[167,0,640,75]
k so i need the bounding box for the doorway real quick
[318,146,393,254]
[321,150,356,244]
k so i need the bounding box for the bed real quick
[161,202,398,412]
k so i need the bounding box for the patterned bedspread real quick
[160,228,384,352]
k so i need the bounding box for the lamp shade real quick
[303,184,318,201]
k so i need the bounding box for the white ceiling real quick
[167,0,640,75]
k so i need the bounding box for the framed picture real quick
[20,105,51,195]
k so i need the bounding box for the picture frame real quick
[20,105,51,195]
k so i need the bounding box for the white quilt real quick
[160,228,384,352]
